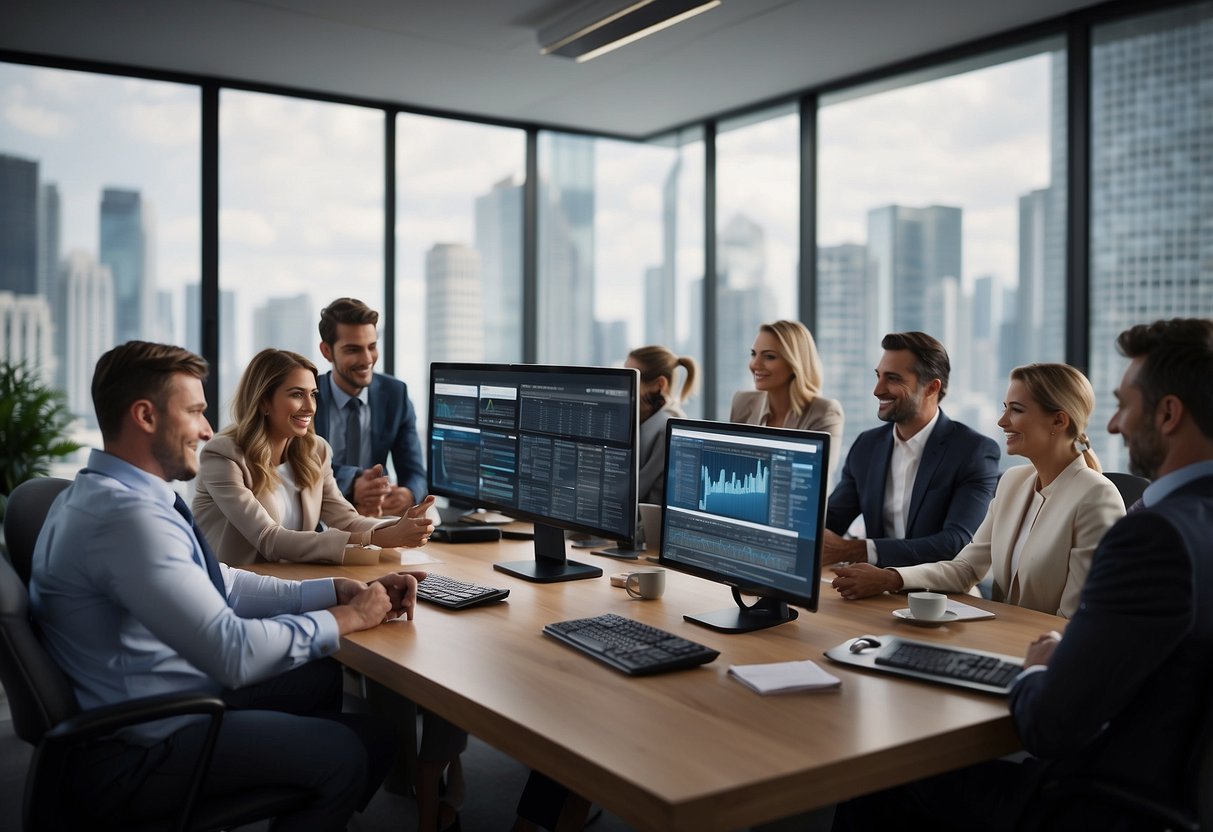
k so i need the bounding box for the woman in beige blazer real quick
[730,319,844,480]
[831,363,1124,618]
[193,348,433,566]
[193,348,463,832]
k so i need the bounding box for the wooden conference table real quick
[249,533,1065,832]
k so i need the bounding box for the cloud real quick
[220,208,277,246]
[2,84,73,138]
[118,99,200,146]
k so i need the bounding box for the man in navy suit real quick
[823,331,1000,568]
[835,318,1213,831]
[315,298,427,517]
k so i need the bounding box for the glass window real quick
[714,105,799,418]
[219,90,383,424]
[817,42,1065,470]
[1089,2,1213,473]
[395,113,525,418]
[0,62,199,473]
[536,130,703,417]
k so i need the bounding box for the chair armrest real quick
[43,691,225,745]
[1039,777,1198,832]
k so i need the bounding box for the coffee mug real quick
[908,591,947,621]
[625,568,666,600]
[638,502,663,553]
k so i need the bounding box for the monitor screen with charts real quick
[428,363,639,583]
[657,419,829,632]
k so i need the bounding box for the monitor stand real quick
[684,588,799,633]
[591,540,643,560]
[494,523,603,583]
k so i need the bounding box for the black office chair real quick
[1104,471,1149,510]
[1,478,310,831]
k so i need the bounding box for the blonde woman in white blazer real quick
[831,363,1125,618]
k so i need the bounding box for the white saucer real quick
[893,608,958,627]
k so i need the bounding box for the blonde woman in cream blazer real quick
[832,363,1125,618]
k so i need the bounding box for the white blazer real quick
[892,455,1125,618]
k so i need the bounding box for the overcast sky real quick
[2,48,1055,377]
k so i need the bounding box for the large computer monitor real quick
[428,363,639,583]
[657,418,829,633]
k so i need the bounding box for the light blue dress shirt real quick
[30,450,341,743]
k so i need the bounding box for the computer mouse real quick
[849,636,882,653]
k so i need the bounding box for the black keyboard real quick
[875,641,1022,693]
[416,574,510,610]
[543,613,719,676]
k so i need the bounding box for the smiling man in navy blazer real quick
[823,331,1000,568]
[834,318,1213,831]
[315,298,427,517]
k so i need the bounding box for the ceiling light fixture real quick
[538,0,722,64]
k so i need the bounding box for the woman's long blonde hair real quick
[1010,363,1102,472]
[760,320,824,417]
[224,348,323,495]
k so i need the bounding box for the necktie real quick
[345,398,363,468]
[173,494,227,599]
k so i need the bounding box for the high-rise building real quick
[100,188,152,346]
[816,243,870,457]
[1088,3,1213,471]
[474,176,523,362]
[252,293,313,359]
[37,182,67,389]
[63,251,114,420]
[0,291,55,384]
[538,133,595,364]
[1017,186,1066,367]
[866,204,962,337]
[644,156,681,347]
[715,213,774,415]
[426,242,483,367]
[0,154,38,296]
[594,319,628,367]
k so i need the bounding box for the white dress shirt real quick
[866,409,941,564]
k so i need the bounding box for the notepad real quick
[728,660,842,695]
[945,599,996,621]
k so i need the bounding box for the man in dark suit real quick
[834,318,1213,831]
[315,298,427,517]
[823,331,1000,568]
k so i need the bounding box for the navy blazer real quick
[314,371,427,502]
[1009,473,1213,812]
[824,409,1000,567]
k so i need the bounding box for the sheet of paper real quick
[728,660,842,695]
[945,599,996,620]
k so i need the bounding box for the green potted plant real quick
[0,361,82,524]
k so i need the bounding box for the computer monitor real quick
[657,418,829,633]
[428,363,639,583]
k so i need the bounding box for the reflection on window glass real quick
[818,45,1064,470]
[219,90,383,424]
[715,107,798,418]
[396,113,525,417]
[1089,2,1213,474]
[0,62,199,473]
[537,130,703,419]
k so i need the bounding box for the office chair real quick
[1,478,310,831]
[1103,471,1149,510]
[3,476,70,584]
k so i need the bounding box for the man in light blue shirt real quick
[30,341,424,830]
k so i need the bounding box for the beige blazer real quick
[893,455,1125,617]
[730,390,844,480]
[193,434,383,567]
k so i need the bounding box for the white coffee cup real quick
[908,591,948,621]
[625,568,666,600]
[638,502,663,553]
